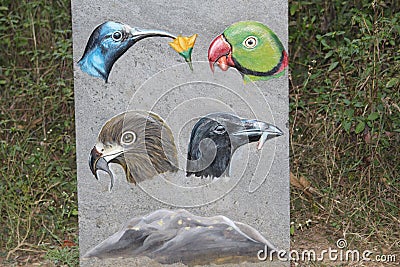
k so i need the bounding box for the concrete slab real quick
[72,1,289,266]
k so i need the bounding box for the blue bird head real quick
[78,21,176,82]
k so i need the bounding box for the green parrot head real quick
[208,21,288,82]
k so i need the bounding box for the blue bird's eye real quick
[112,31,123,41]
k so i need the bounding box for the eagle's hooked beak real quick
[233,119,283,150]
[208,34,235,72]
[89,146,123,190]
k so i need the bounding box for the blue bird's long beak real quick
[78,21,178,82]
[128,26,176,40]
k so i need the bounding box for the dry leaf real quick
[290,172,320,197]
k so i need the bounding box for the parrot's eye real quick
[213,125,226,135]
[121,131,136,145]
[112,31,123,41]
[243,36,258,49]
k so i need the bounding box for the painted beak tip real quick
[209,61,215,73]
[208,34,233,73]
[272,126,284,136]
[89,147,101,176]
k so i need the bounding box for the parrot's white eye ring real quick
[112,31,123,41]
[121,131,136,145]
[243,36,258,49]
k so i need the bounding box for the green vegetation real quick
[0,0,77,265]
[44,246,79,266]
[290,0,399,249]
[0,0,398,266]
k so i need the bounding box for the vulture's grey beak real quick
[89,147,115,190]
[234,119,284,150]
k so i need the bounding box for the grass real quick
[289,0,399,252]
[0,0,77,265]
[0,0,399,266]
[44,246,79,266]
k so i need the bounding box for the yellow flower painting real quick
[169,34,198,70]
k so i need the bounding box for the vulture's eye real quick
[112,31,123,41]
[121,131,136,145]
[213,125,226,134]
[243,36,258,49]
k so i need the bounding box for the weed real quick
[44,246,79,267]
[0,0,77,263]
[289,0,399,248]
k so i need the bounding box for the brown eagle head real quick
[89,111,178,189]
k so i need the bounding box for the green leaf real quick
[71,209,79,216]
[354,102,365,108]
[328,61,339,72]
[364,18,372,29]
[345,109,354,118]
[290,225,295,235]
[342,120,352,133]
[343,99,351,105]
[290,3,299,16]
[386,78,398,88]
[324,50,334,59]
[320,39,331,49]
[355,121,366,134]
[367,112,380,121]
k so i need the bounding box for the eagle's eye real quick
[213,125,226,135]
[243,36,258,49]
[121,131,136,145]
[112,31,123,41]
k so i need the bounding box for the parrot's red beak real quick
[208,34,235,72]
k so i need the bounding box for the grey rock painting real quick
[83,209,276,265]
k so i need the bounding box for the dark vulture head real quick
[186,113,283,178]
[78,21,176,82]
[89,111,178,189]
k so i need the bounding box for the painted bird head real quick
[89,111,178,190]
[78,21,176,82]
[208,21,288,82]
[186,113,283,178]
